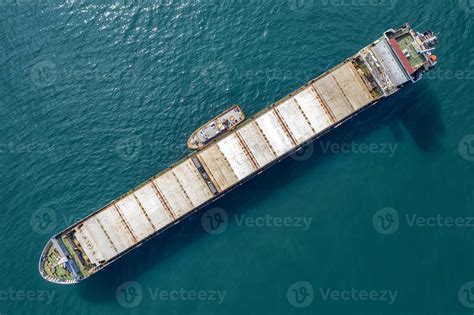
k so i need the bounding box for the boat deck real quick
[188,105,245,149]
[199,106,243,140]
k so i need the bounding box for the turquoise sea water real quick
[1,0,474,314]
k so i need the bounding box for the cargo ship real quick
[39,24,438,284]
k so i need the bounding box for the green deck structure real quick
[397,33,425,69]
[43,245,75,281]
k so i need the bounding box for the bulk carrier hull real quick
[39,24,438,284]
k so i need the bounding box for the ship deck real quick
[40,59,380,282]
[396,33,425,69]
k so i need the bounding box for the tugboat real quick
[187,105,245,150]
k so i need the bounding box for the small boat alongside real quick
[187,105,245,150]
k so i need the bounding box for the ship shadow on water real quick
[77,81,444,301]
[385,82,445,152]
